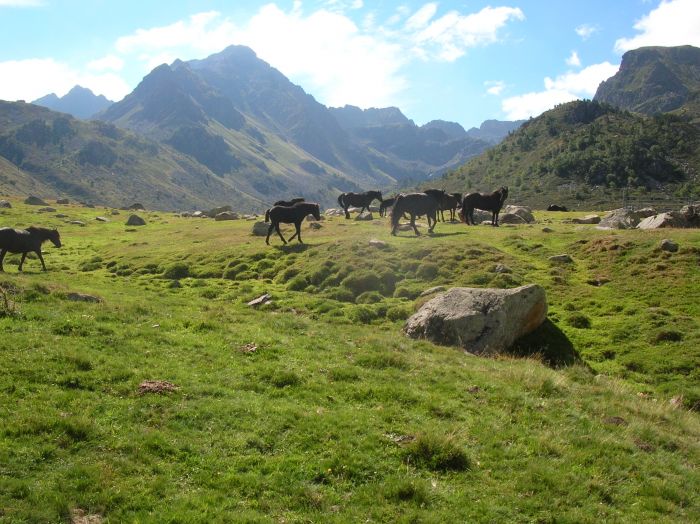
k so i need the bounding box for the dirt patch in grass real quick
[138,380,178,394]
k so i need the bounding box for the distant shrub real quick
[268,371,301,388]
[277,267,300,283]
[386,305,412,322]
[347,305,377,324]
[393,285,421,300]
[341,271,382,297]
[325,287,355,302]
[356,291,383,304]
[163,263,190,280]
[381,477,431,505]
[416,262,439,280]
[287,275,309,291]
[652,330,683,344]
[223,262,249,280]
[566,313,591,329]
[405,434,470,472]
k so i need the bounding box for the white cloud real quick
[405,3,438,30]
[566,50,581,67]
[87,54,124,72]
[501,62,619,120]
[485,80,505,96]
[0,58,131,101]
[575,24,598,40]
[615,0,700,52]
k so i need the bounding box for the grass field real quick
[0,199,698,522]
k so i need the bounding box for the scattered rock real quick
[498,213,527,224]
[54,213,69,218]
[355,211,374,221]
[56,198,70,205]
[597,208,642,230]
[571,214,601,224]
[128,203,145,210]
[636,207,658,218]
[70,508,103,524]
[24,195,48,205]
[549,254,573,264]
[325,208,345,217]
[603,416,627,426]
[67,220,86,226]
[660,239,679,252]
[637,212,687,229]
[0,200,12,208]
[420,285,446,297]
[404,284,548,356]
[111,209,120,215]
[308,222,322,230]
[492,264,512,274]
[541,227,554,233]
[214,211,239,221]
[191,211,204,218]
[240,342,258,353]
[306,213,324,221]
[126,215,146,226]
[65,292,102,303]
[680,204,700,227]
[586,277,610,287]
[384,433,416,445]
[251,221,269,236]
[206,205,233,218]
[503,205,535,223]
[95,216,109,222]
[247,293,271,307]
[38,207,56,213]
[369,238,388,249]
[138,380,178,394]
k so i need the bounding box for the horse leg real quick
[37,250,47,271]
[411,214,420,236]
[276,223,287,244]
[295,222,303,243]
[344,205,350,219]
[266,224,275,245]
[495,210,500,226]
[0,248,6,271]
[428,212,436,233]
[18,252,27,271]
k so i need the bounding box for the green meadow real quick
[0,199,698,522]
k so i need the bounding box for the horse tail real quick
[265,208,271,223]
[337,193,345,208]
[390,195,404,230]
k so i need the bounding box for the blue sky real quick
[1,0,698,129]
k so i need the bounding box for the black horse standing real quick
[273,197,305,207]
[460,186,509,226]
[264,202,321,245]
[390,192,442,236]
[337,190,382,219]
[0,226,62,271]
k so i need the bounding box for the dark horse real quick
[425,190,462,222]
[264,202,321,245]
[274,197,305,207]
[0,226,62,271]
[379,196,397,217]
[390,192,442,236]
[460,186,509,226]
[337,190,382,219]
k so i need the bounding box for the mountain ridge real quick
[32,85,113,120]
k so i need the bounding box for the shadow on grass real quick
[507,319,588,368]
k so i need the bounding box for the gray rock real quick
[571,214,601,224]
[597,208,642,230]
[420,286,446,297]
[24,196,48,206]
[65,292,102,303]
[54,214,68,218]
[306,213,324,221]
[369,238,388,249]
[215,211,239,221]
[126,215,146,226]
[67,220,86,226]
[542,227,554,233]
[56,198,70,205]
[0,200,11,208]
[37,207,56,213]
[95,216,109,222]
[637,207,658,218]
[111,210,120,215]
[247,293,271,307]
[503,205,535,223]
[309,222,322,230]
[499,213,527,224]
[192,211,204,218]
[549,254,573,263]
[355,211,374,221]
[492,264,512,274]
[680,204,699,226]
[324,208,345,217]
[660,239,679,252]
[252,221,270,236]
[404,285,547,356]
[206,205,233,218]
[128,203,145,210]
[637,212,687,229]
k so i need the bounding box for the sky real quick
[0,0,699,130]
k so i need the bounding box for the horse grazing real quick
[0,226,61,271]
[460,186,509,226]
[390,192,441,236]
[547,204,568,212]
[274,197,305,207]
[264,202,321,245]
[337,190,382,219]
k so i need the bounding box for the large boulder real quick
[637,212,687,229]
[206,205,233,218]
[404,285,548,356]
[126,214,146,226]
[215,211,239,221]
[597,208,642,229]
[680,204,700,227]
[499,213,528,224]
[637,207,658,218]
[24,195,48,206]
[571,214,601,224]
[503,205,535,223]
[252,221,270,236]
[355,211,374,221]
[56,198,70,205]
[0,200,11,208]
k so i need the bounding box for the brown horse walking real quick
[264,202,321,245]
[337,190,382,219]
[390,192,442,236]
[0,226,62,271]
[460,186,509,226]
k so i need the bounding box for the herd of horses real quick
[263,186,509,244]
[0,187,508,270]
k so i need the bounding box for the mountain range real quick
[33,86,113,120]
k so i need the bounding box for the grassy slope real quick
[0,200,698,522]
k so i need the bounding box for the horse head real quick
[49,228,62,248]
[312,204,321,221]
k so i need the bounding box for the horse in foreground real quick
[337,190,382,219]
[390,192,442,236]
[460,186,509,226]
[0,226,62,271]
[264,202,321,245]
